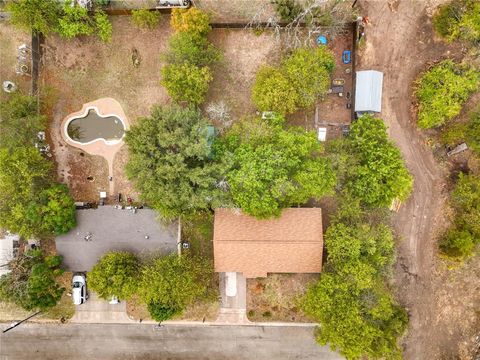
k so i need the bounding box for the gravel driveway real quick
[56,206,178,271]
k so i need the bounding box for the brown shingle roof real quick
[213,208,323,278]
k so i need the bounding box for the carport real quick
[56,206,178,271]
[354,70,384,115]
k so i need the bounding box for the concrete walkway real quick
[215,272,250,324]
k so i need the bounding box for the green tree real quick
[125,105,228,220]
[164,32,221,67]
[432,0,464,40]
[0,94,46,150]
[0,249,64,311]
[301,202,407,359]
[344,115,413,207]
[433,0,480,44]
[251,66,298,114]
[88,252,140,300]
[161,63,213,105]
[94,10,112,42]
[170,7,211,38]
[415,60,479,129]
[57,2,95,39]
[272,0,303,22]
[440,228,476,259]
[218,115,335,218]
[131,9,160,30]
[282,46,335,109]
[6,0,61,34]
[139,254,213,321]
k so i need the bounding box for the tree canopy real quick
[0,249,64,311]
[301,201,407,360]
[139,254,213,321]
[170,7,211,38]
[88,252,140,300]
[125,105,228,220]
[217,114,335,218]
[131,9,160,30]
[252,46,334,114]
[6,0,61,34]
[415,60,479,129]
[433,0,480,44]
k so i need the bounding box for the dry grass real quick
[41,271,75,321]
[247,273,318,322]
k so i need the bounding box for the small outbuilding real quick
[355,70,384,114]
[0,232,20,276]
[213,208,323,278]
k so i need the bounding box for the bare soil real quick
[358,1,480,358]
[246,274,317,322]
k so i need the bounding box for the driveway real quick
[56,206,178,271]
[216,272,248,324]
[0,323,343,360]
[71,292,132,324]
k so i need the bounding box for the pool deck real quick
[61,98,130,195]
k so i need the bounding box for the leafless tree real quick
[206,100,233,132]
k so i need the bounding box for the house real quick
[213,208,323,278]
[355,70,384,115]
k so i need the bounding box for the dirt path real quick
[358,1,479,359]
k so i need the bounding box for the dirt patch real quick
[0,23,31,98]
[246,274,317,322]
[358,0,480,358]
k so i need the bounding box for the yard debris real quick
[447,143,468,157]
[131,48,141,68]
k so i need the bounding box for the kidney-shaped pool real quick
[65,107,125,145]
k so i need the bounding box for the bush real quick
[95,11,112,42]
[251,66,298,114]
[433,0,480,44]
[272,0,303,22]
[416,60,479,129]
[160,63,213,105]
[170,7,211,38]
[57,2,95,39]
[139,254,213,321]
[466,108,480,154]
[88,252,140,300]
[440,228,476,259]
[6,0,61,34]
[164,32,221,67]
[131,9,160,30]
[432,0,464,40]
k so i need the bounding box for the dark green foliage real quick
[334,115,412,207]
[301,201,407,359]
[440,228,476,258]
[6,0,61,34]
[466,108,480,154]
[0,93,46,150]
[252,47,335,114]
[272,0,303,22]
[164,32,222,67]
[125,105,228,220]
[415,60,479,129]
[95,0,110,6]
[218,114,335,218]
[139,254,213,321]
[0,250,64,311]
[88,252,140,300]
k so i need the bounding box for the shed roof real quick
[213,208,323,278]
[355,70,384,112]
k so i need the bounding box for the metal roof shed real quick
[355,70,384,113]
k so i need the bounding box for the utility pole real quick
[2,311,41,333]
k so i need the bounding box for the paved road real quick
[56,207,178,271]
[0,323,342,360]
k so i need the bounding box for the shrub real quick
[94,11,112,42]
[6,0,61,34]
[251,66,298,114]
[160,63,213,105]
[131,9,160,30]
[95,0,110,7]
[139,254,213,321]
[57,2,95,39]
[440,228,476,259]
[415,60,479,128]
[433,0,480,44]
[164,32,221,67]
[88,252,140,300]
[272,0,303,22]
[170,7,211,38]
[432,0,464,40]
[466,108,480,154]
